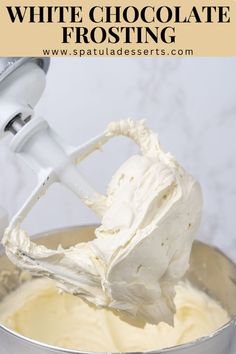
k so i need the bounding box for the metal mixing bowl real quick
[0,225,236,354]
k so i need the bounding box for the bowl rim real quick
[0,224,235,354]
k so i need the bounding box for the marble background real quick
[0,57,235,261]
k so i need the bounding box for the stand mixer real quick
[0,58,110,224]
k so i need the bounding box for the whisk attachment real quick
[0,57,110,227]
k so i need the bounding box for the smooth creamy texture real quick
[0,278,229,352]
[2,120,202,324]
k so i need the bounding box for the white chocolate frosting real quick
[0,279,229,352]
[2,120,202,324]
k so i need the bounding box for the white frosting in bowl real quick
[0,278,229,352]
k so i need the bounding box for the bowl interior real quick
[0,225,236,317]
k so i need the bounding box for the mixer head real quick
[0,57,50,139]
[0,57,50,84]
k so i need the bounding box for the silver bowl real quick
[0,225,236,354]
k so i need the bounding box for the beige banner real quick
[0,0,235,56]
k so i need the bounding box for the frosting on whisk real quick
[2,120,202,325]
